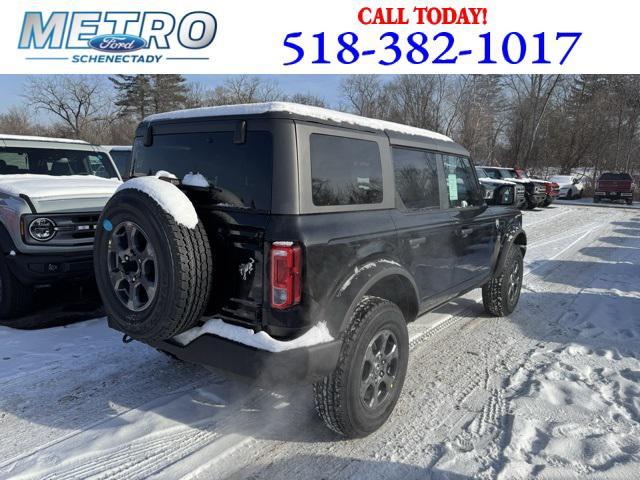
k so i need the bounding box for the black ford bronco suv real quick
[94,103,526,438]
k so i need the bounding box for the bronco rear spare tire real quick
[94,188,212,341]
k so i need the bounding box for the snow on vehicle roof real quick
[145,102,454,143]
[103,145,132,151]
[0,134,89,145]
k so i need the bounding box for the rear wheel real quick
[626,199,633,205]
[0,256,33,320]
[482,246,523,317]
[313,296,409,438]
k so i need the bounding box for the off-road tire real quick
[313,296,409,438]
[542,198,552,207]
[94,188,212,341]
[482,246,523,317]
[0,256,33,319]
[526,198,538,210]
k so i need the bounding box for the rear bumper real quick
[149,333,342,386]
[594,191,633,199]
[5,250,94,285]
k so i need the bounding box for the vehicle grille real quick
[22,213,100,246]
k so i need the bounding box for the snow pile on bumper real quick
[173,318,334,353]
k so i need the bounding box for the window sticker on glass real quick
[447,174,459,201]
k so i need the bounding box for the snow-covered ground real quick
[1,204,639,479]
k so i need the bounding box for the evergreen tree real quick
[109,74,188,121]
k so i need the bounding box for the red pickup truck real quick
[594,172,635,205]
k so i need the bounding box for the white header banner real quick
[2,0,639,73]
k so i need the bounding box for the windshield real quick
[484,168,515,180]
[600,173,632,181]
[475,168,488,178]
[132,130,273,211]
[550,176,572,183]
[0,147,117,178]
[109,150,132,178]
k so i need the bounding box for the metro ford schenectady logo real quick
[18,11,216,64]
[88,34,146,53]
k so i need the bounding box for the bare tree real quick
[23,76,115,138]
[0,106,35,135]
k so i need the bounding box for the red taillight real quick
[270,243,302,309]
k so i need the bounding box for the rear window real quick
[0,147,117,178]
[600,173,632,181]
[310,134,383,206]
[132,131,273,211]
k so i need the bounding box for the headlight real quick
[28,218,56,242]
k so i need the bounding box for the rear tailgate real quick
[185,191,268,330]
[596,180,633,192]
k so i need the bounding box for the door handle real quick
[409,237,426,248]
[459,227,474,238]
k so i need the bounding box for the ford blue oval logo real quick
[89,34,146,52]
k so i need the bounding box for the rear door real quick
[441,155,498,287]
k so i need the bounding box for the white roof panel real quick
[145,102,454,143]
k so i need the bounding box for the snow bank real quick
[183,172,209,187]
[173,318,334,353]
[145,102,454,143]
[117,177,199,229]
[0,174,121,199]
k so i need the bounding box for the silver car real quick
[0,134,121,319]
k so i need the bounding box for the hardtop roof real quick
[141,102,469,156]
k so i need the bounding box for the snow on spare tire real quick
[94,176,212,341]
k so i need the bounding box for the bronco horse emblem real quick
[239,258,255,280]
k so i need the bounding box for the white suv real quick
[0,135,121,319]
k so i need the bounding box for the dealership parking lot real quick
[1,203,639,479]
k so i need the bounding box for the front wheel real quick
[482,246,523,317]
[626,199,633,205]
[0,257,33,320]
[593,197,601,203]
[566,189,573,200]
[313,296,409,438]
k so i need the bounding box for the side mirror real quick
[480,185,491,200]
[572,178,578,184]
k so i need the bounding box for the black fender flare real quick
[321,257,420,337]
[0,222,16,254]
[493,224,527,275]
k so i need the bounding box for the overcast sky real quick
[0,75,352,118]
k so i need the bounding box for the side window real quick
[0,152,28,173]
[86,155,109,178]
[392,147,440,210]
[310,134,383,206]
[443,155,481,208]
